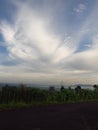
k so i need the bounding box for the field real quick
[0,102,98,130]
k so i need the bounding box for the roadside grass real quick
[0,99,98,110]
[0,102,30,110]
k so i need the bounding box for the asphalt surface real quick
[0,102,98,130]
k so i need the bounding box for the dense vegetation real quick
[0,84,98,108]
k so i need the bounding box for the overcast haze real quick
[0,0,98,85]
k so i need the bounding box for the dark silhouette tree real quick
[75,85,81,94]
[60,85,65,92]
[93,84,98,90]
[49,86,55,92]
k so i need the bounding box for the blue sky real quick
[0,0,98,85]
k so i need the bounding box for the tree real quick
[60,85,65,92]
[49,86,55,92]
[93,84,98,90]
[75,86,81,92]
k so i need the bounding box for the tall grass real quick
[0,85,98,108]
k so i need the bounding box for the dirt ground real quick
[0,102,98,130]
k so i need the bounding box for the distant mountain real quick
[72,84,94,90]
[0,83,95,90]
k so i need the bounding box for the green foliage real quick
[0,85,98,109]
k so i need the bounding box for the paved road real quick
[0,102,98,130]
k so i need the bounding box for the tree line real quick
[0,84,98,105]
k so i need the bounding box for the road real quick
[0,102,98,130]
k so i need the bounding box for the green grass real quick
[0,99,98,110]
[0,102,31,110]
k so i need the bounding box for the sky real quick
[0,0,98,85]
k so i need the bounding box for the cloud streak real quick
[0,0,98,85]
[73,3,86,14]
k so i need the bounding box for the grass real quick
[0,99,98,110]
[0,101,56,110]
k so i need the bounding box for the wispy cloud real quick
[0,2,76,84]
[0,0,98,85]
[73,3,86,14]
